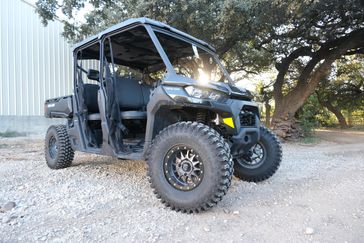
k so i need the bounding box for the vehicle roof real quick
[72,17,215,52]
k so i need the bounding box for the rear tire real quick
[233,126,282,182]
[146,122,233,213]
[45,125,74,169]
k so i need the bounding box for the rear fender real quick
[44,95,73,118]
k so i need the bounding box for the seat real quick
[84,78,152,121]
[83,84,101,120]
[88,113,101,120]
[115,77,152,111]
[89,111,146,120]
[115,77,151,120]
[120,111,147,119]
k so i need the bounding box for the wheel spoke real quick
[164,146,204,191]
[193,167,201,172]
[192,160,200,166]
[191,171,199,178]
[179,174,186,182]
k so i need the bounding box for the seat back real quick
[115,77,152,111]
[83,83,99,113]
[83,78,152,115]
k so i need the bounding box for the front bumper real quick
[200,98,261,153]
[190,97,261,153]
[230,115,260,155]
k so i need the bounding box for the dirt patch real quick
[315,129,364,144]
[0,131,363,242]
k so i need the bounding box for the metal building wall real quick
[0,0,73,116]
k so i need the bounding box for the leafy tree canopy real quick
[36,0,364,73]
[36,0,364,137]
[315,55,364,126]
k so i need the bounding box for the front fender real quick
[143,85,261,157]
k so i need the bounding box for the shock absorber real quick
[196,111,207,124]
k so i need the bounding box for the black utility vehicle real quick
[44,18,282,213]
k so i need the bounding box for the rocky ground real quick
[0,129,363,242]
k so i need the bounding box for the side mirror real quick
[87,69,99,81]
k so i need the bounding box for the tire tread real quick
[45,125,74,169]
[146,122,233,213]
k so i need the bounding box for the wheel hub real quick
[49,136,58,159]
[164,145,204,191]
[181,161,192,172]
[236,142,265,168]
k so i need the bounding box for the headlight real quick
[184,86,227,102]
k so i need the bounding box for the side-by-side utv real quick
[44,18,282,213]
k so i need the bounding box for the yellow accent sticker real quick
[223,117,235,128]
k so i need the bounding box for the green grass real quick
[300,135,321,144]
[0,129,27,138]
[348,125,364,131]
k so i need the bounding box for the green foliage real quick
[34,0,364,137]
[346,109,364,128]
[314,55,364,127]
[35,0,364,86]
[316,112,338,128]
[297,95,321,136]
[296,93,344,134]
[35,0,364,78]
[335,56,364,109]
[0,129,26,138]
[318,55,364,110]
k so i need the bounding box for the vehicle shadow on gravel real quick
[70,153,280,210]
[71,154,148,176]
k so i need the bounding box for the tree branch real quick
[273,46,313,100]
[289,29,364,105]
[344,48,364,55]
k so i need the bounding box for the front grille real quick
[239,111,256,127]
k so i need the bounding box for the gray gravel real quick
[0,130,363,242]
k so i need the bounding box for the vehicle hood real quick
[163,74,253,101]
[211,82,253,100]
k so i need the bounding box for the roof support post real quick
[144,25,175,75]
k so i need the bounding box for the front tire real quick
[233,126,282,182]
[146,122,233,213]
[45,125,74,169]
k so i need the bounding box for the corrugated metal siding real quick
[0,0,73,116]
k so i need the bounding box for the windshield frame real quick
[150,27,233,84]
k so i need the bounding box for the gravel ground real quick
[0,129,363,242]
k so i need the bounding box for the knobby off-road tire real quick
[234,126,282,182]
[146,122,233,213]
[45,125,74,169]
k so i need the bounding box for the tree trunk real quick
[264,101,271,127]
[271,96,305,140]
[271,53,334,139]
[319,100,348,128]
[348,109,353,127]
[270,29,364,139]
[334,110,348,129]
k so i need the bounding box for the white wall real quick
[0,0,73,116]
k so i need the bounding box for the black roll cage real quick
[71,23,234,154]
